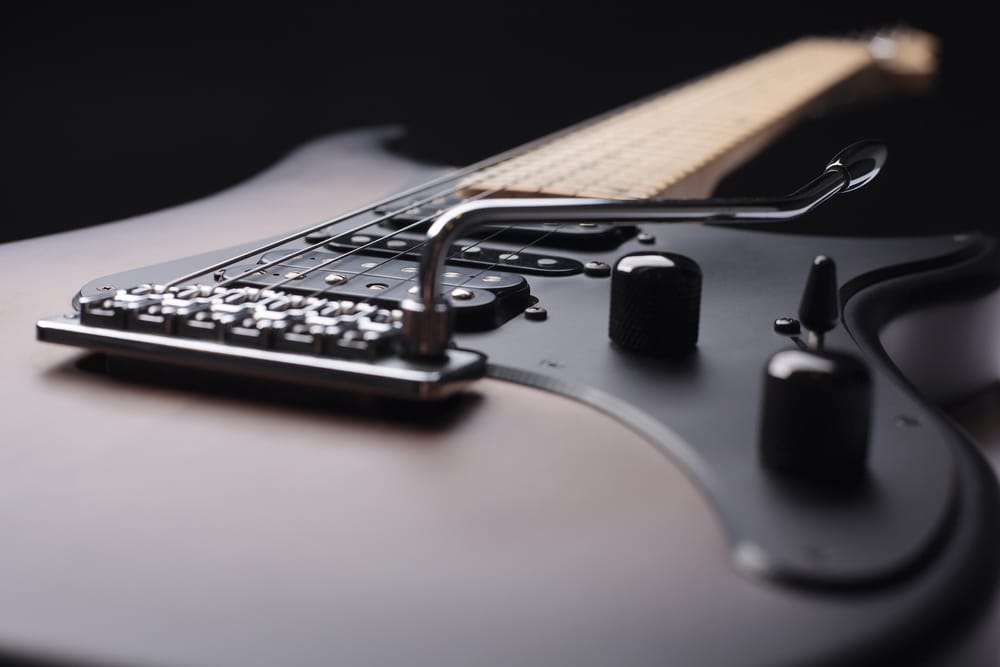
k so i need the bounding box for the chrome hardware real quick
[401,141,887,359]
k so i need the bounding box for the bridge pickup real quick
[220,253,530,331]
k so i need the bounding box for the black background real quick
[2,4,995,243]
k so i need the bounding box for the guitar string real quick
[327,219,549,309]
[218,151,585,300]
[312,202,578,313]
[165,46,757,294]
[163,171,479,290]
[281,156,607,307]
[159,39,867,292]
[242,132,668,309]
[210,151,579,292]
[258,185,507,294]
[315,137,662,308]
[212,179,478,289]
[159,85,652,292]
[160,117,588,292]
[165,65,689,294]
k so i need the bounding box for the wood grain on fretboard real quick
[459,38,878,200]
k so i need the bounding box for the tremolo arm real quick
[36,142,884,401]
[402,141,886,359]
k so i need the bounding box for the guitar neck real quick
[460,37,880,199]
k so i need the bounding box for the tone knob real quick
[758,348,872,484]
[609,252,701,357]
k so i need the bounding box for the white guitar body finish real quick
[2,129,998,667]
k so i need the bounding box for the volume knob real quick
[609,252,702,357]
[758,349,872,484]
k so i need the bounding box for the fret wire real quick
[461,38,872,199]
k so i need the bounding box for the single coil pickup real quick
[368,197,638,250]
[221,258,531,331]
[302,234,581,276]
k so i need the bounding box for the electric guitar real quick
[5,28,999,666]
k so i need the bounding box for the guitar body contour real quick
[3,126,1000,666]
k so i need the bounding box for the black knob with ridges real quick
[758,348,872,484]
[609,252,701,358]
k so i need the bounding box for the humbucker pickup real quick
[218,252,532,331]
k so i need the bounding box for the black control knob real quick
[609,252,701,357]
[758,348,872,484]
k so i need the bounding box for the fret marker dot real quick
[324,274,346,285]
[367,283,389,291]
[351,235,372,244]
[482,276,502,283]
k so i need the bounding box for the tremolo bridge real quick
[36,142,884,400]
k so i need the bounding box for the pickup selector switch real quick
[609,252,701,357]
[758,255,872,484]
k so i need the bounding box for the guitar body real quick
[3,127,1000,666]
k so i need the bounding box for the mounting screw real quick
[305,229,332,243]
[98,285,115,292]
[524,306,548,321]
[584,261,611,277]
[637,232,655,244]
